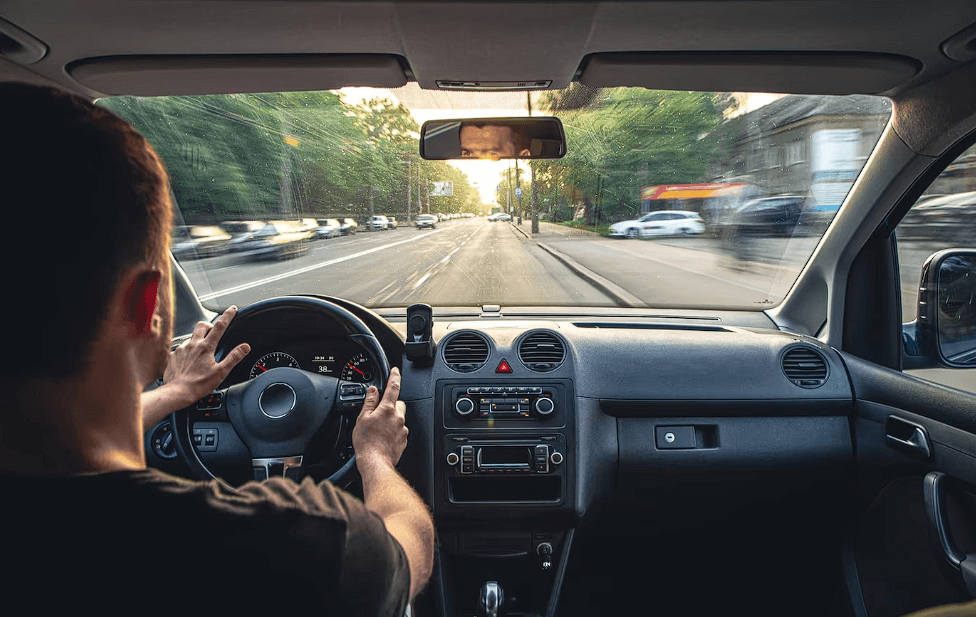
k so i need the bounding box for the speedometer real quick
[249,352,301,379]
[341,353,374,382]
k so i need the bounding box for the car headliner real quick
[1,1,974,97]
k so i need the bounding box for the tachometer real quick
[341,353,374,382]
[249,351,301,379]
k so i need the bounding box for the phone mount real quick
[405,303,435,365]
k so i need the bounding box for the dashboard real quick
[145,299,856,616]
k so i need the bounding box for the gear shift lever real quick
[479,581,504,617]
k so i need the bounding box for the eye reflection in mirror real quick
[938,255,976,366]
[419,117,566,160]
[459,123,531,159]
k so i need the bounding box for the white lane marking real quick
[412,273,431,290]
[198,227,449,301]
[375,280,397,296]
[440,255,451,264]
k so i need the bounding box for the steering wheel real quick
[170,296,391,485]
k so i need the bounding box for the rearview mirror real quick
[903,249,976,368]
[419,117,567,160]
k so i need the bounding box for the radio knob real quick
[550,451,564,466]
[534,397,555,416]
[536,542,553,556]
[455,397,475,417]
[446,452,460,466]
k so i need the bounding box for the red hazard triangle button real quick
[495,358,513,373]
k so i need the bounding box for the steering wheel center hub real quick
[259,382,297,418]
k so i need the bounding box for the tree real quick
[539,86,729,224]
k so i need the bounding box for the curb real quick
[510,221,531,239]
[536,242,644,307]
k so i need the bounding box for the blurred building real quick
[707,94,892,217]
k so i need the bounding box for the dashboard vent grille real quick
[442,332,490,372]
[782,347,828,388]
[518,331,566,372]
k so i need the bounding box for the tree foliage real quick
[98,91,482,224]
[533,85,730,224]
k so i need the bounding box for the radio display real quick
[480,446,532,466]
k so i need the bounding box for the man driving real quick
[0,82,433,615]
[459,122,532,159]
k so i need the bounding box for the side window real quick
[896,143,976,393]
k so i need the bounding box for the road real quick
[178,218,956,314]
[180,219,613,309]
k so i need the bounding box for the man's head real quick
[459,123,531,159]
[1,82,173,389]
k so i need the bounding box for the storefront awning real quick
[641,183,747,200]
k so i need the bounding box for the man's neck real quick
[0,371,146,477]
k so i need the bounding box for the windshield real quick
[98,85,891,311]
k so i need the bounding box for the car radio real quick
[447,385,558,421]
[445,439,565,475]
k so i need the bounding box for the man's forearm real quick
[359,457,434,599]
[141,383,195,428]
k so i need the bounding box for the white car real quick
[368,215,390,230]
[609,211,705,238]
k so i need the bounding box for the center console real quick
[433,379,576,617]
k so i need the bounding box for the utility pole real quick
[515,158,522,225]
[280,116,294,216]
[406,155,412,221]
[528,91,539,234]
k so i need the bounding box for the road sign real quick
[515,187,522,198]
[431,181,453,196]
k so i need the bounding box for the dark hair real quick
[0,82,172,382]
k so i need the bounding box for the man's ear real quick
[120,268,162,337]
[518,148,532,157]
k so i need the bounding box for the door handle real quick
[924,472,976,597]
[885,416,932,460]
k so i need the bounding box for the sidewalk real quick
[511,217,602,239]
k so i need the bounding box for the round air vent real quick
[442,331,490,373]
[782,346,829,388]
[518,330,566,372]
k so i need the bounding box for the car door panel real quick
[844,352,976,616]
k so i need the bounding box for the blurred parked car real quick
[488,213,512,222]
[609,211,704,238]
[728,196,806,237]
[170,225,232,260]
[387,216,398,229]
[238,220,312,261]
[369,215,390,230]
[315,218,341,239]
[415,214,438,229]
[898,191,976,245]
[221,221,267,252]
[339,218,358,235]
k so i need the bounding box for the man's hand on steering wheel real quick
[352,367,407,475]
[142,307,250,427]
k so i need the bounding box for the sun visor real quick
[67,54,408,96]
[579,53,921,95]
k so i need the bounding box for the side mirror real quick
[903,249,976,368]
[419,117,567,160]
